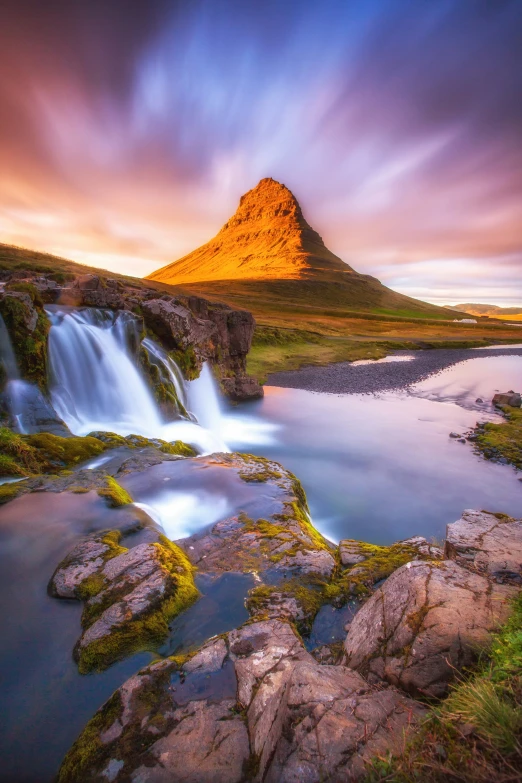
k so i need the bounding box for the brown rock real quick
[445,509,522,584]
[343,559,516,698]
[58,619,424,783]
[492,391,521,407]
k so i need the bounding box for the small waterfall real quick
[45,306,229,453]
[187,363,223,434]
[0,314,39,434]
[141,337,188,413]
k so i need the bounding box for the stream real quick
[0,307,520,782]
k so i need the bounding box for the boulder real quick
[0,291,38,331]
[445,509,522,584]
[492,391,521,408]
[57,619,424,783]
[141,297,217,353]
[72,275,125,309]
[221,373,264,401]
[344,560,516,698]
[49,531,199,673]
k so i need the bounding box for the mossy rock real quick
[0,292,50,388]
[474,405,522,470]
[97,476,133,508]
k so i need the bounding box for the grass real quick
[364,592,522,782]
[475,405,522,470]
[245,324,520,384]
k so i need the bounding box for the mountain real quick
[146,178,452,319]
[446,303,522,317]
[148,178,354,284]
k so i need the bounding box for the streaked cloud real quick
[0,0,521,304]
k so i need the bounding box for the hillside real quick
[146,178,453,319]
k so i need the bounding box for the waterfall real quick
[0,314,20,381]
[45,306,228,453]
[0,314,42,434]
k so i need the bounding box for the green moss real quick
[0,482,23,504]
[97,476,133,508]
[0,294,50,388]
[475,405,522,470]
[77,535,199,673]
[159,440,197,457]
[333,541,421,600]
[57,691,123,783]
[170,346,199,380]
[25,432,106,467]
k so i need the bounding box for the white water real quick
[0,314,43,433]
[46,306,230,453]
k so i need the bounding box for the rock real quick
[339,540,368,566]
[141,298,217,353]
[344,560,516,698]
[2,381,70,435]
[400,536,444,559]
[58,619,424,783]
[72,275,125,309]
[49,531,199,673]
[445,509,522,584]
[221,373,264,401]
[476,397,484,403]
[0,291,38,331]
[178,453,336,581]
[449,432,461,438]
[310,644,343,665]
[492,391,521,408]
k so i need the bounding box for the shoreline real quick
[266,344,522,395]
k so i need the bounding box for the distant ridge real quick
[446,303,522,317]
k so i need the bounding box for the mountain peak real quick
[147,178,353,285]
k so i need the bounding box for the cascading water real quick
[45,306,228,453]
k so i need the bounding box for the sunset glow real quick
[1,0,521,303]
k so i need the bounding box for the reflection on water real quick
[410,355,522,412]
[305,601,359,651]
[226,353,521,545]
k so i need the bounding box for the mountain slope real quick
[446,303,522,317]
[148,177,354,284]
[146,178,455,319]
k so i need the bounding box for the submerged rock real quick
[49,531,199,673]
[445,509,522,584]
[343,559,516,698]
[57,619,424,783]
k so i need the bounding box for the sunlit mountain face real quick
[0,0,521,305]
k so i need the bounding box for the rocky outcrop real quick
[57,619,424,783]
[343,559,516,698]
[492,391,521,408]
[445,509,522,584]
[0,285,50,388]
[1,269,262,400]
[49,531,199,673]
[179,453,336,581]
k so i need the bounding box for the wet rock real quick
[179,453,336,581]
[344,559,516,698]
[492,390,521,408]
[49,531,199,673]
[445,509,522,584]
[2,381,70,435]
[449,431,461,438]
[310,644,343,665]
[221,372,263,401]
[58,619,424,783]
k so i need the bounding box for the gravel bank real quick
[267,346,522,395]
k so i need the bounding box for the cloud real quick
[0,0,520,304]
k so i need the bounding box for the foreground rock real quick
[58,619,425,783]
[344,559,516,698]
[445,509,522,584]
[49,531,198,673]
[180,453,336,582]
[492,390,521,408]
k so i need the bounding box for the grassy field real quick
[2,242,521,383]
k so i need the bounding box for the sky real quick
[0,0,521,306]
